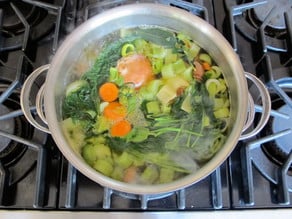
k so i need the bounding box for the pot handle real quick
[239,72,271,140]
[20,64,51,134]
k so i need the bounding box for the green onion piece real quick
[121,43,135,57]
[205,79,220,96]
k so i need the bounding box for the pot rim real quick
[44,3,248,195]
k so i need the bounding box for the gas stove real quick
[0,0,292,217]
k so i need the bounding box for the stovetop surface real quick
[1,0,292,212]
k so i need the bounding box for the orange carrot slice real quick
[202,62,211,71]
[103,101,127,121]
[99,82,119,102]
[110,120,132,137]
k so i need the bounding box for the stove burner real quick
[250,0,291,32]
[0,104,14,152]
[0,0,62,52]
[1,1,40,35]
[260,92,292,171]
[0,85,30,166]
[272,104,292,154]
[226,0,291,52]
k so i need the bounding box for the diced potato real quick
[111,166,124,181]
[82,145,97,166]
[156,84,177,105]
[94,143,112,159]
[93,159,114,176]
[166,76,189,91]
[116,152,133,169]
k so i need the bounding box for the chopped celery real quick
[164,49,178,64]
[186,42,201,60]
[180,66,193,82]
[150,44,166,58]
[147,79,163,94]
[139,79,163,101]
[134,39,150,55]
[177,33,201,60]
[161,64,175,78]
[172,59,187,75]
[151,58,163,74]
[214,107,230,118]
[161,59,187,78]
[146,101,161,114]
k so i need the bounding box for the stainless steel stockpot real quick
[21,3,271,195]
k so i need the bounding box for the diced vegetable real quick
[121,43,135,57]
[181,94,192,113]
[166,77,189,91]
[214,107,230,119]
[61,117,85,153]
[115,152,133,169]
[156,84,177,105]
[146,101,161,114]
[110,120,132,137]
[93,159,114,176]
[103,101,127,121]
